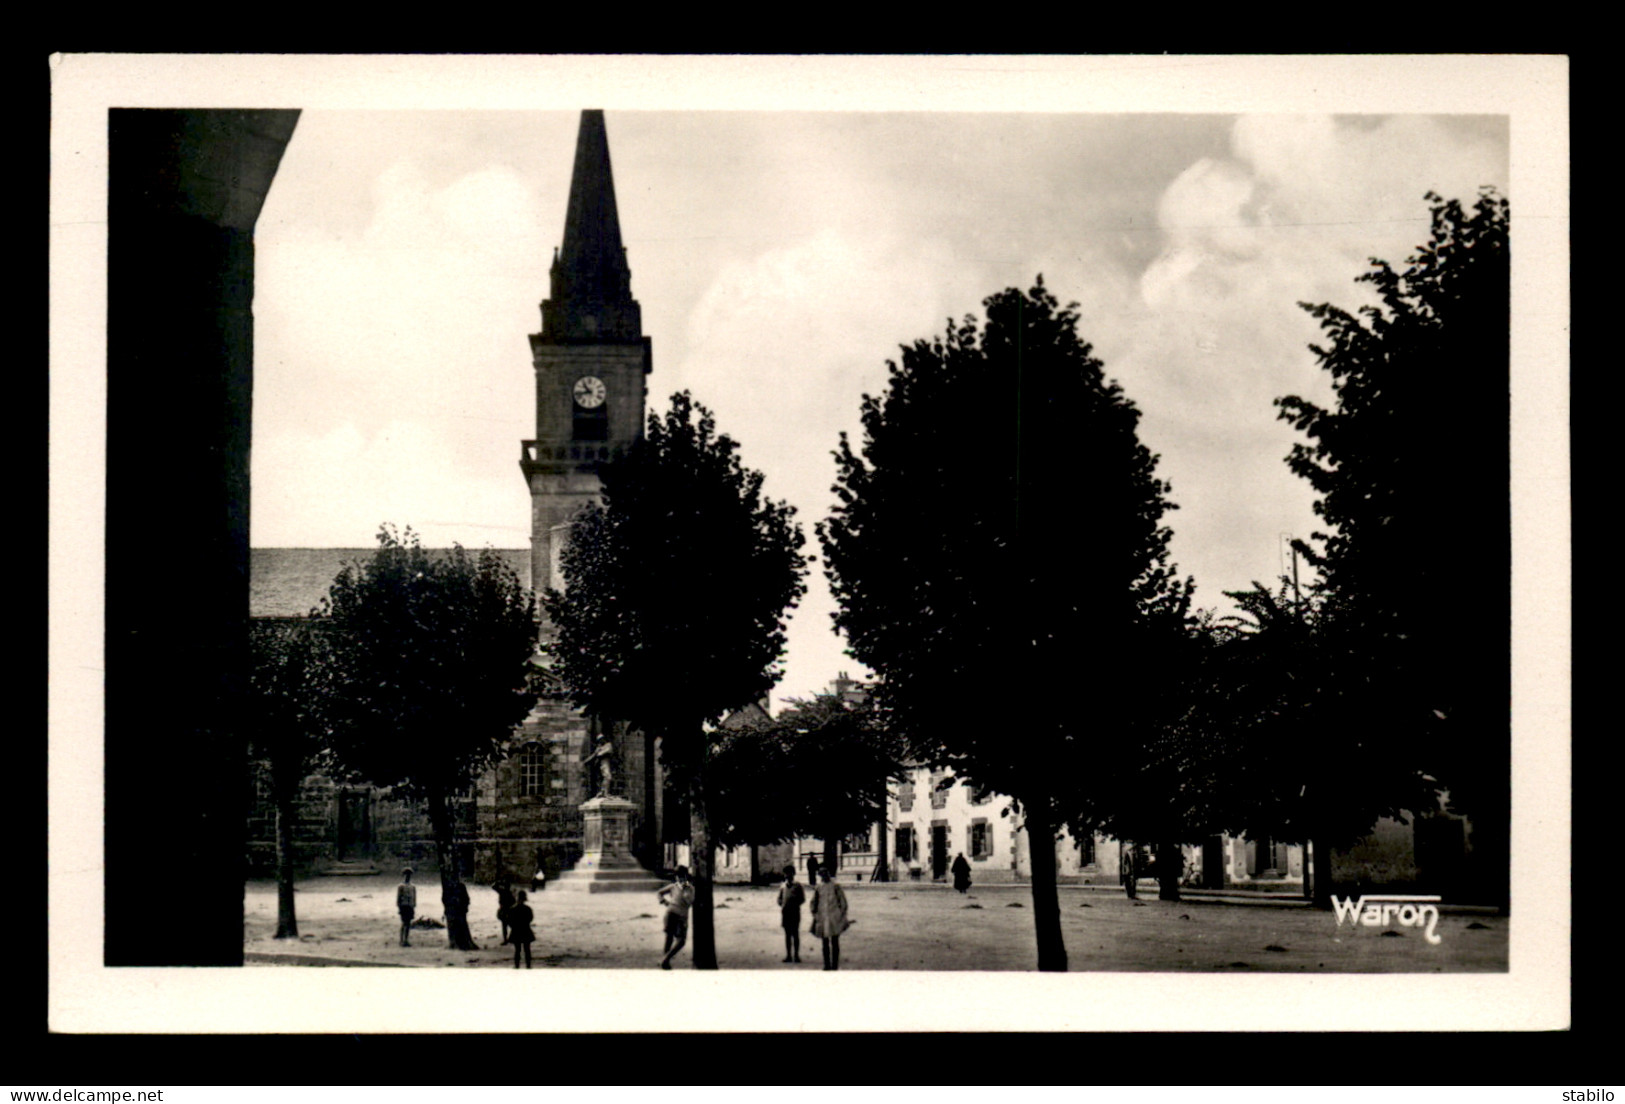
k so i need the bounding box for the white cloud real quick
[253,158,544,547]
[1112,115,1507,609]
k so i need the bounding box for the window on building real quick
[970,819,993,860]
[573,407,608,442]
[930,769,949,810]
[970,782,992,806]
[898,777,916,814]
[1077,832,1096,866]
[895,825,915,864]
[518,743,546,798]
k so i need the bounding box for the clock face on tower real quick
[573,376,607,409]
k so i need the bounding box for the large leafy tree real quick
[246,618,336,938]
[821,279,1192,970]
[706,694,906,872]
[1094,606,1231,902]
[543,391,808,969]
[1275,190,1511,906]
[1185,582,1431,906]
[321,525,540,950]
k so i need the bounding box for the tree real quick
[543,391,808,969]
[246,618,336,938]
[1193,582,1424,905]
[1093,607,1226,902]
[321,525,540,950]
[1275,190,1511,906]
[706,694,906,874]
[821,278,1192,970]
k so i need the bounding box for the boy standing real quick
[396,868,417,947]
[776,864,805,963]
[809,866,851,971]
[656,866,695,970]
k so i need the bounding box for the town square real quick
[53,57,1570,1045]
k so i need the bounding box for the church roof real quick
[536,110,643,344]
[250,547,531,619]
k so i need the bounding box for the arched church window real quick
[518,743,547,798]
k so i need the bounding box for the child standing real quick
[656,866,695,970]
[508,890,535,969]
[776,864,805,964]
[396,868,417,947]
[809,866,852,971]
[493,873,516,945]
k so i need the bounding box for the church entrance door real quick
[336,790,370,861]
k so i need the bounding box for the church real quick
[248,111,667,885]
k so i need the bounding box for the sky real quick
[249,107,1508,705]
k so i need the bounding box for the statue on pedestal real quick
[583,729,618,799]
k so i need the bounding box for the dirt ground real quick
[244,876,1507,972]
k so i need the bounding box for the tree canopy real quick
[320,524,540,948]
[543,390,808,967]
[246,617,336,938]
[322,526,540,796]
[705,694,906,851]
[820,278,1191,966]
[543,392,807,769]
[1274,190,1511,904]
[247,619,335,799]
[1277,194,1508,868]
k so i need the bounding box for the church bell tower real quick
[499,111,663,884]
[522,109,652,594]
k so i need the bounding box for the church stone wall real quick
[245,768,462,876]
[474,699,589,882]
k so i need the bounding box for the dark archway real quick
[105,109,300,966]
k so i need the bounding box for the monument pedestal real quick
[552,796,665,893]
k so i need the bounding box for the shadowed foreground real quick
[245,877,1505,972]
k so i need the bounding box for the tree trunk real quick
[1023,799,1068,972]
[688,799,717,969]
[1311,834,1334,910]
[823,832,839,882]
[273,787,298,938]
[428,790,477,951]
[1156,839,1182,902]
[749,843,760,886]
[643,727,660,866]
[874,807,890,882]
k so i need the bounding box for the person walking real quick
[806,853,820,890]
[776,863,806,964]
[508,890,535,969]
[657,866,696,970]
[951,852,972,894]
[1121,842,1139,900]
[809,866,852,971]
[396,868,417,947]
[493,871,516,945]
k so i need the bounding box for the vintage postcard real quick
[48,54,1569,1033]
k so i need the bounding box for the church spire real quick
[539,110,642,342]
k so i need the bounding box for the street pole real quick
[1284,533,1312,902]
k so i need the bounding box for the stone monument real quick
[553,734,664,893]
